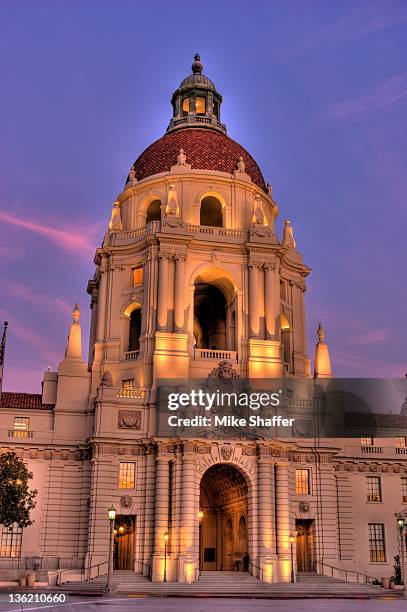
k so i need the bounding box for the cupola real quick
[167,54,226,134]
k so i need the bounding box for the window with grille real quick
[295,469,311,495]
[366,476,382,502]
[118,462,136,489]
[361,436,374,446]
[14,417,30,431]
[395,437,407,448]
[122,379,134,389]
[368,523,386,562]
[402,478,407,503]
[0,524,23,558]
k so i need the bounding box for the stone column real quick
[96,268,108,342]
[264,263,278,338]
[258,458,273,557]
[248,264,259,337]
[178,450,197,581]
[157,254,169,330]
[143,450,156,567]
[174,255,185,332]
[153,456,170,554]
[275,462,291,582]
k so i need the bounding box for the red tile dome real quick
[129,128,266,191]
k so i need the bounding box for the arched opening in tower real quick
[194,283,228,350]
[199,464,249,571]
[146,199,161,224]
[200,196,223,227]
[129,308,142,353]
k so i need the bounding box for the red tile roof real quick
[130,128,266,191]
[0,392,54,410]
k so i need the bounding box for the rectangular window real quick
[118,462,136,489]
[368,523,386,562]
[0,524,23,558]
[182,97,189,115]
[366,476,382,502]
[122,379,134,389]
[195,96,206,115]
[295,469,311,495]
[361,436,374,446]
[14,417,30,431]
[402,478,407,503]
[133,267,143,287]
[395,437,407,448]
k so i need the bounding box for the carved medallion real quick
[118,410,142,430]
[220,445,233,461]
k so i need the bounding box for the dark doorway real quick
[199,464,248,571]
[295,519,314,572]
[114,515,135,570]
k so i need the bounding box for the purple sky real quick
[1,0,406,392]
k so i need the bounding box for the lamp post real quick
[105,505,116,594]
[289,532,295,583]
[198,510,204,570]
[396,513,407,597]
[163,531,169,583]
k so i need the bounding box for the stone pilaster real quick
[275,461,291,582]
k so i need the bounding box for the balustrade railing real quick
[116,387,145,399]
[8,430,34,438]
[194,348,237,361]
[361,446,382,454]
[124,350,140,361]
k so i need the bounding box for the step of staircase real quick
[58,570,395,598]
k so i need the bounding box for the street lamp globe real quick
[108,505,116,522]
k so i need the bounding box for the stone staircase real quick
[58,569,394,598]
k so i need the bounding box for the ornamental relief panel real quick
[118,410,142,430]
[334,461,407,473]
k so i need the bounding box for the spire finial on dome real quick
[192,53,203,74]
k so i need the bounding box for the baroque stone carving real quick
[220,445,233,461]
[208,360,240,379]
[299,501,310,513]
[120,495,133,509]
[118,410,142,430]
[100,371,114,387]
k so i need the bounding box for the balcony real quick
[125,350,140,361]
[361,446,382,454]
[116,388,145,399]
[8,430,33,438]
[194,348,237,361]
[396,447,407,455]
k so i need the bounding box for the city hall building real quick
[1,55,407,588]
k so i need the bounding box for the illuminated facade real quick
[1,55,406,588]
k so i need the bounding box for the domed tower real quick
[87,54,311,400]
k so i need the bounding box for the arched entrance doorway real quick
[199,464,249,571]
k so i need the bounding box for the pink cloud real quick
[3,281,72,315]
[282,3,407,58]
[0,211,100,259]
[324,74,407,121]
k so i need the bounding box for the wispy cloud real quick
[324,74,407,121]
[3,281,72,315]
[0,211,101,259]
[283,2,407,58]
[353,329,390,345]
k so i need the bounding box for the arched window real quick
[200,196,223,227]
[129,308,142,353]
[146,200,161,224]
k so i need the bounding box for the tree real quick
[0,452,37,527]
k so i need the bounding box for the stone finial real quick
[100,371,114,387]
[317,322,325,342]
[72,303,80,324]
[128,165,136,182]
[177,148,187,166]
[236,156,246,173]
[165,184,179,216]
[267,182,272,197]
[64,303,83,360]
[108,201,123,232]
[282,220,296,249]
[251,194,265,225]
[192,53,203,74]
[314,322,332,378]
